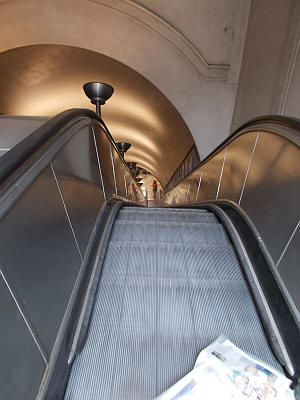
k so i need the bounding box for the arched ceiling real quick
[0,0,251,160]
[0,44,194,186]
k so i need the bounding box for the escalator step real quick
[118,209,216,223]
[111,220,230,246]
[65,207,281,400]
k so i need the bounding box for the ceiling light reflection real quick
[106,122,162,155]
[108,94,163,132]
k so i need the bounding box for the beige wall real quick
[232,0,300,130]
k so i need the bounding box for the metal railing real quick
[0,109,144,400]
[163,117,300,330]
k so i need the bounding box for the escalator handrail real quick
[234,114,300,137]
[164,114,300,193]
[0,108,135,186]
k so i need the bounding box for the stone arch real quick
[0,0,242,158]
[0,43,196,185]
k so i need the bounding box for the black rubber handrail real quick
[0,108,131,184]
[234,114,300,135]
[1,111,299,190]
[212,115,300,158]
[164,114,300,193]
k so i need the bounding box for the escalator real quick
[65,206,281,399]
[0,110,299,400]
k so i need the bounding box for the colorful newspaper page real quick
[157,336,294,400]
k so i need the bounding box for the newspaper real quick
[156,336,295,400]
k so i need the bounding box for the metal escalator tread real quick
[65,207,281,400]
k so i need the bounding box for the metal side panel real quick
[94,125,115,199]
[209,202,300,377]
[0,275,46,400]
[51,124,105,256]
[240,131,300,264]
[277,223,300,314]
[0,165,82,356]
[186,170,201,203]
[218,132,257,203]
[51,123,102,187]
[124,170,133,201]
[111,147,127,198]
[52,175,104,257]
[196,149,225,202]
[167,180,189,205]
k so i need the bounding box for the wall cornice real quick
[85,0,229,79]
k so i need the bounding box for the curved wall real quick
[0,0,250,159]
[0,45,194,186]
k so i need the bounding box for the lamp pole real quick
[83,82,114,116]
[116,142,131,158]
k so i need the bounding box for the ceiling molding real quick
[85,0,229,79]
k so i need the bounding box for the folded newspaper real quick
[157,336,294,400]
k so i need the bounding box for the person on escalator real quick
[152,180,158,200]
[132,183,138,201]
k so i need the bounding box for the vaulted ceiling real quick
[0,44,194,186]
[0,0,251,186]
